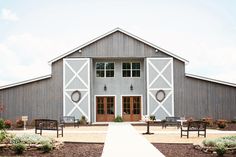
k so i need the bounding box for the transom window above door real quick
[96,62,114,77]
[122,62,140,77]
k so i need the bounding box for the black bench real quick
[60,116,79,128]
[181,120,207,138]
[162,117,181,129]
[35,119,63,138]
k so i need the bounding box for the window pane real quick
[106,71,114,77]
[107,97,114,114]
[96,71,104,77]
[96,63,105,69]
[106,63,114,70]
[123,70,131,77]
[122,63,131,69]
[132,63,140,69]
[132,70,140,77]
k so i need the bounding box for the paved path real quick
[102,123,165,157]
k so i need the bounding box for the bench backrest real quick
[35,119,58,130]
[187,121,207,130]
[60,116,75,123]
[166,116,180,122]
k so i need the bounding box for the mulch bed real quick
[154,143,236,157]
[1,142,236,157]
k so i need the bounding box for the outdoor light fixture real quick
[104,85,107,91]
[155,49,159,53]
[130,84,133,91]
[78,49,82,53]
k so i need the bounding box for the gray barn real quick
[0,28,236,123]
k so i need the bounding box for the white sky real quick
[0,0,236,86]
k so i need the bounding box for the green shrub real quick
[149,115,156,121]
[12,143,26,154]
[11,134,53,145]
[40,142,53,153]
[79,116,88,125]
[114,116,123,122]
[203,139,216,147]
[0,119,5,130]
[215,143,226,156]
[0,130,7,142]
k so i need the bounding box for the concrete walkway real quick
[102,123,165,157]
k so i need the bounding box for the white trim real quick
[63,58,91,122]
[0,74,51,90]
[186,73,236,87]
[48,28,188,64]
[146,57,174,117]
[120,95,143,120]
[94,95,117,122]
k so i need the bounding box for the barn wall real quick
[67,31,171,58]
[181,77,236,120]
[0,60,63,123]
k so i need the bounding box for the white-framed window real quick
[122,62,140,77]
[96,62,114,77]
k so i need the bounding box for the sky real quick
[0,0,236,86]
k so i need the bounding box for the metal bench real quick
[60,116,79,128]
[181,120,207,138]
[35,119,63,138]
[162,116,181,129]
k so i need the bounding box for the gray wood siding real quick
[0,60,63,122]
[67,31,171,58]
[182,77,236,120]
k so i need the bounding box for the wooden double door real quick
[122,96,141,121]
[96,97,115,122]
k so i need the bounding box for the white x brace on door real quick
[63,58,90,122]
[147,58,174,120]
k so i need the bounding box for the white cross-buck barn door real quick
[63,58,90,122]
[147,58,174,120]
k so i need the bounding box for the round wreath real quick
[156,90,166,102]
[71,90,81,103]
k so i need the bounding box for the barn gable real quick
[49,28,188,63]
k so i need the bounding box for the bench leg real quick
[187,131,189,138]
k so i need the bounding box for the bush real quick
[215,143,226,156]
[40,142,53,153]
[202,117,214,127]
[0,119,5,130]
[16,119,24,128]
[149,115,156,121]
[79,116,88,125]
[114,116,123,122]
[203,139,216,147]
[12,143,26,154]
[217,119,227,129]
[11,134,53,145]
[4,120,12,129]
[0,130,7,142]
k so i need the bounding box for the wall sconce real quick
[130,84,133,91]
[104,85,107,91]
